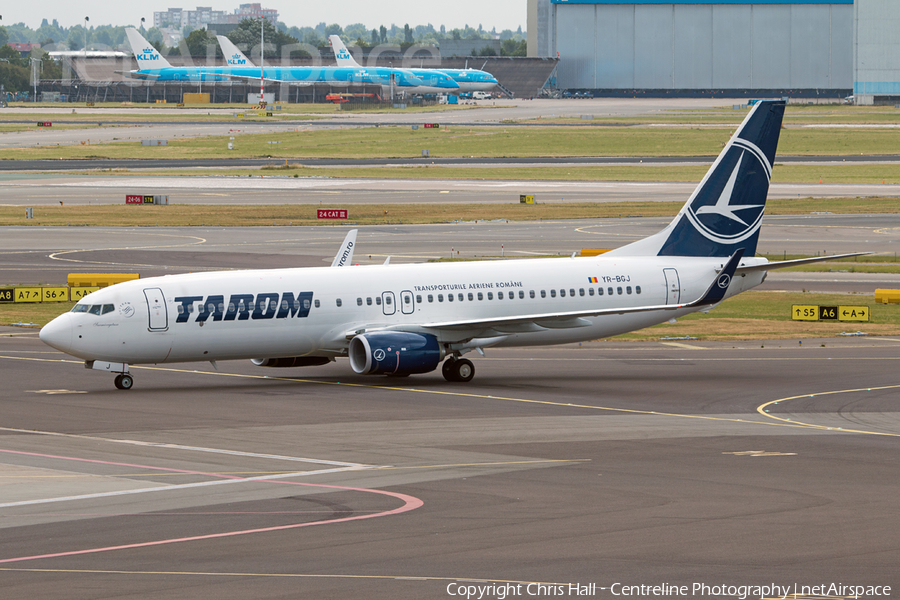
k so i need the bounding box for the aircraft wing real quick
[116,70,161,80]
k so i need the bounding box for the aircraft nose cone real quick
[40,313,73,354]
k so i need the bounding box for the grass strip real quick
[3,197,899,228]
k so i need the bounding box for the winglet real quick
[694,248,745,307]
[331,229,358,267]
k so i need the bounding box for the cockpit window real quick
[74,304,114,315]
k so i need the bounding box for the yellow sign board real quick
[70,287,101,301]
[793,304,870,322]
[792,305,819,321]
[519,194,535,204]
[14,288,43,303]
[838,306,869,321]
[41,287,70,302]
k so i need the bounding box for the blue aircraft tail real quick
[609,100,786,258]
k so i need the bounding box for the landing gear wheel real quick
[114,374,134,390]
[453,358,475,382]
[443,358,474,383]
[442,358,457,381]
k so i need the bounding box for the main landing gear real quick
[114,373,134,390]
[442,357,474,382]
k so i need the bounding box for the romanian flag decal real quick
[588,277,598,283]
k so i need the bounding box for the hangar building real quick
[530,0,899,102]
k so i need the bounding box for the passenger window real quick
[428,294,434,303]
[438,294,444,302]
[498,291,504,300]
[357,297,363,306]
[529,290,535,299]
[376,297,382,305]
[458,293,463,302]
[579,288,584,297]
[617,287,623,295]
[176,304,184,314]
[385,296,392,305]
[477,292,483,301]
[588,288,594,296]
[550,290,556,298]
[416,295,422,303]
[570,288,575,297]
[448,294,454,302]
[608,287,614,296]
[598,287,604,296]
[559,289,565,298]
[336,298,343,307]
[519,291,524,299]
[313,299,319,308]
[88,305,102,315]
[468,292,473,301]
[626,286,632,295]
[367,297,372,305]
[509,292,514,300]
[541,290,546,298]
[487,292,493,300]
[636,286,642,294]
[404,295,411,304]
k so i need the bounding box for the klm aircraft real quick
[122,28,459,94]
[329,36,498,93]
[41,101,863,390]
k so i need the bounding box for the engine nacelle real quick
[251,356,333,368]
[349,332,444,375]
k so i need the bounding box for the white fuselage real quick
[40,255,766,367]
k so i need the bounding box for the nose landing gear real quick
[442,357,475,382]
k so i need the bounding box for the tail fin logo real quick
[684,139,772,246]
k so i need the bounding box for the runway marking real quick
[47,233,208,266]
[659,342,706,350]
[722,450,797,457]
[0,482,423,565]
[26,389,87,395]
[0,466,369,509]
[0,567,564,587]
[756,383,900,437]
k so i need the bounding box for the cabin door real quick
[663,269,681,305]
[143,288,168,331]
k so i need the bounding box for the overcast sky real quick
[6,1,526,32]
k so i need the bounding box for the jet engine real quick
[349,332,444,376]
[251,357,333,368]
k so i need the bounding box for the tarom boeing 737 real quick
[40,100,863,389]
[121,28,459,94]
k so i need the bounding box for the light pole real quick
[140,17,145,34]
[83,16,89,59]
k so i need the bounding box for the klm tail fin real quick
[610,100,786,258]
[217,35,254,67]
[125,28,172,70]
[329,35,361,68]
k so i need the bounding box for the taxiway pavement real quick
[1,331,898,599]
